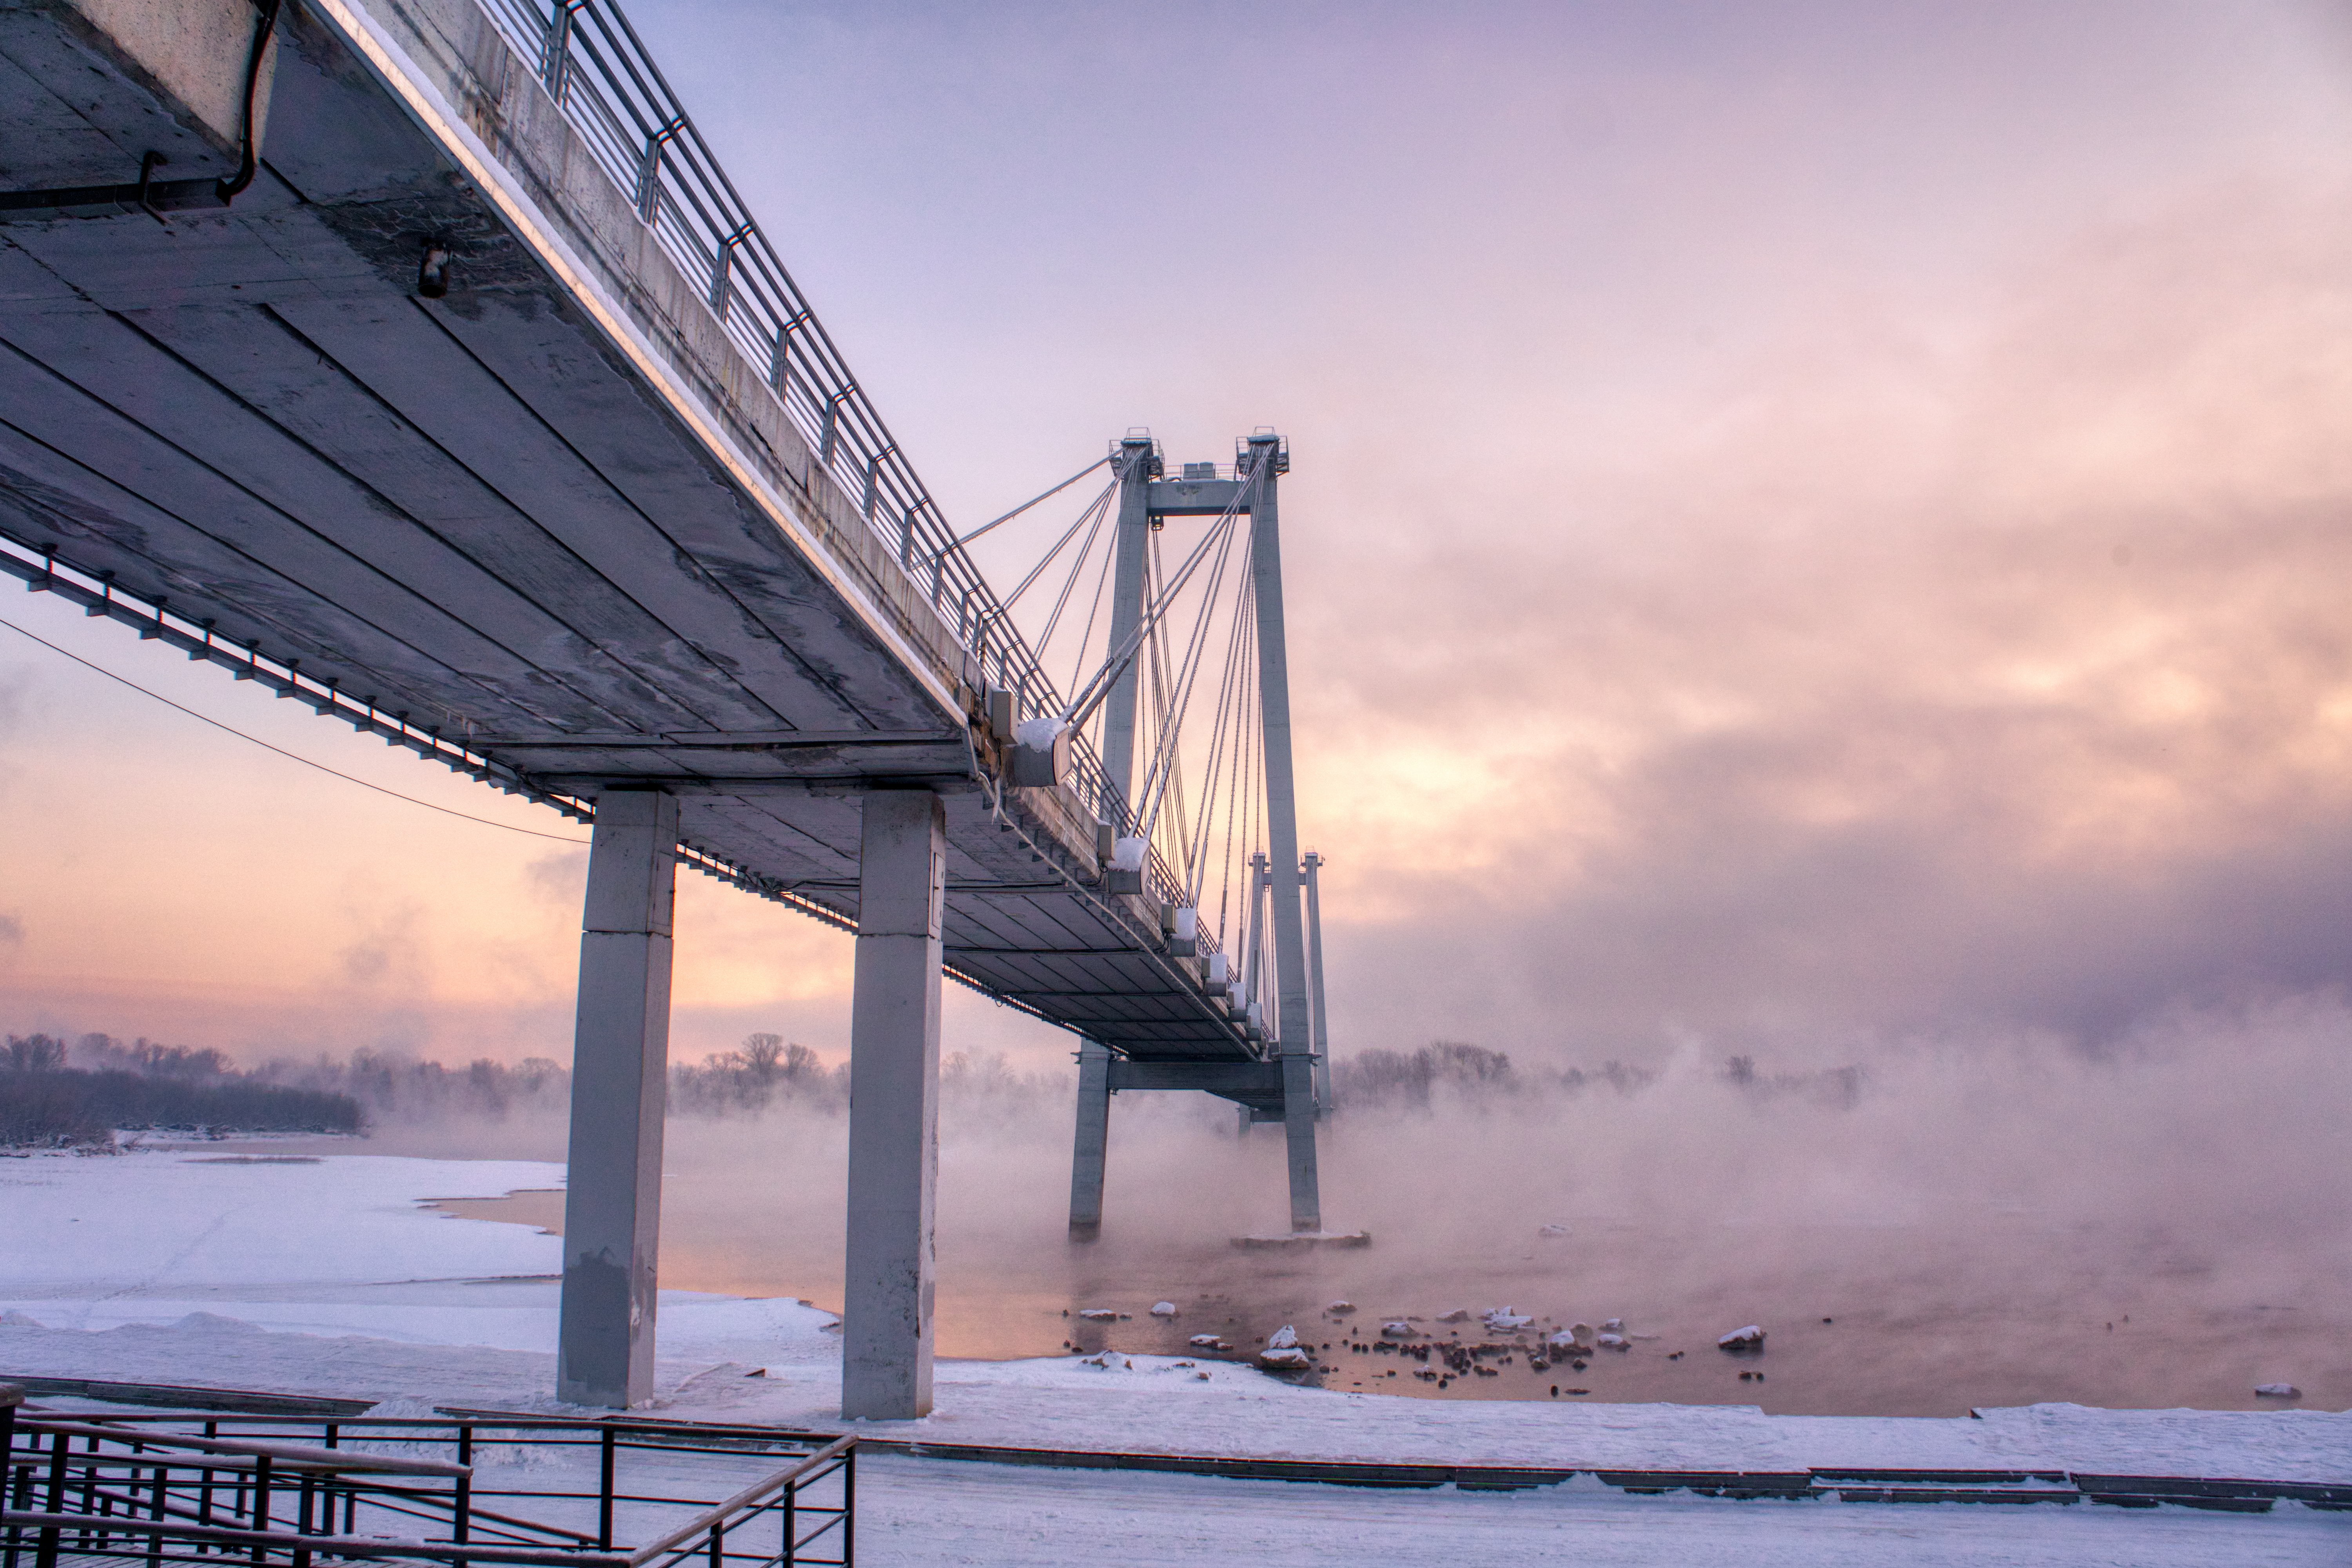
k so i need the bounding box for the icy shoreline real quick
[4,1149,2350,1486]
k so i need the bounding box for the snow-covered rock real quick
[1327,1300,1356,1314]
[1596,1332,1628,1350]
[2256,1383,2303,1398]
[1435,1308,1472,1323]
[1187,1333,1227,1350]
[1380,1321,1414,1339]
[1718,1325,1767,1351]
[1483,1307,1532,1330]
[1078,1307,1119,1321]
[1267,1325,1299,1350]
[1258,1347,1311,1371]
[1150,1301,1179,1318]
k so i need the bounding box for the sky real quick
[5,0,2352,1075]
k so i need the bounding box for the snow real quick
[4,1149,2348,1566]
[1149,1301,1179,1318]
[1013,716,1063,751]
[1719,1325,1767,1350]
[1110,835,1147,872]
[1266,1325,1299,1350]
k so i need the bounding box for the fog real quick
[303,994,2352,1417]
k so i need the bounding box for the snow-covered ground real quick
[3,1148,2348,1564]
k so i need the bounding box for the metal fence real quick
[0,1404,852,1568]
[470,0,1194,906]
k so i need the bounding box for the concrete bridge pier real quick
[1067,1040,1112,1239]
[557,789,681,1409]
[842,789,948,1420]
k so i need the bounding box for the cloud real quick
[1308,177,2352,1058]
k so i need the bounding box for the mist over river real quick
[332,999,2352,1418]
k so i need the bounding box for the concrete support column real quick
[557,788,679,1409]
[1304,851,1333,1117]
[1097,435,1159,823]
[842,789,947,1421]
[1244,435,1322,1233]
[1068,1039,1111,1239]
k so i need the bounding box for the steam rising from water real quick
[419,997,2352,1415]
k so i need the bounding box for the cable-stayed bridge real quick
[0,0,1333,1418]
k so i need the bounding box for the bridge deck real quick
[0,0,1259,1080]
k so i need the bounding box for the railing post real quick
[249,1455,270,1564]
[861,453,879,523]
[636,121,677,224]
[541,0,574,99]
[710,228,748,320]
[453,1425,472,1546]
[839,1450,853,1568]
[819,394,841,467]
[597,1425,615,1550]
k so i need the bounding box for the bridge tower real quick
[1067,430,1323,1238]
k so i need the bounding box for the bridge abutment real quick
[557,788,680,1409]
[841,789,948,1420]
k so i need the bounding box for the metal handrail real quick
[3,1411,853,1568]
[473,0,1200,908]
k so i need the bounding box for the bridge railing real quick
[1,1406,853,1568]
[477,0,1195,915]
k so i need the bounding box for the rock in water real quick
[1078,1307,1119,1321]
[1436,1308,1472,1323]
[1258,1347,1312,1371]
[1381,1321,1414,1339]
[1188,1333,1229,1350]
[2255,1383,2303,1398]
[1596,1332,1628,1350]
[1537,1223,1571,1238]
[1149,1301,1180,1318]
[1327,1300,1356,1314]
[1483,1306,1533,1330]
[1717,1325,1766,1352]
[1267,1324,1300,1350]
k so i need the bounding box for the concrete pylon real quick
[841,789,947,1420]
[1304,851,1333,1116]
[1068,1039,1111,1238]
[1244,434,1322,1233]
[1096,434,1160,817]
[557,788,679,1408]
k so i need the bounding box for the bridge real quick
[0,0,1334,1418]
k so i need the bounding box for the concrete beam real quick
[557,788,679,1409]
[1067,1039,1110,1240]
[842,789,947,1421]
[1145,478,1247,517]
[1106,1059,1284,1096]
